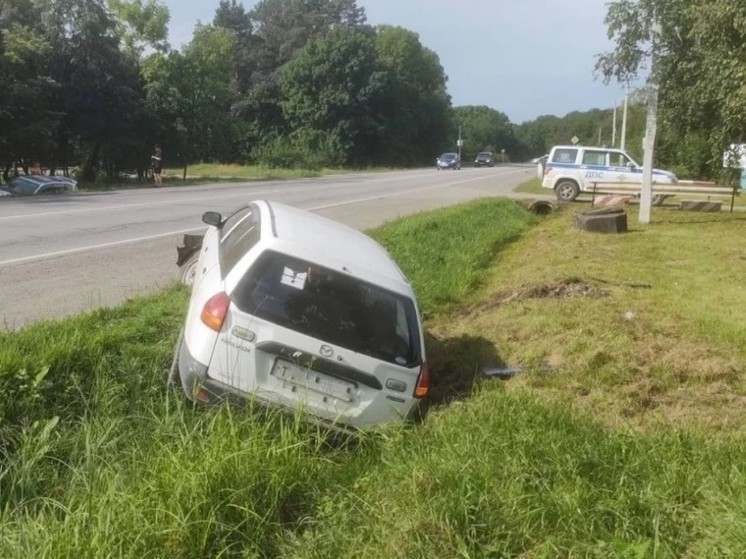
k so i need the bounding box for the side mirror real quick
[626,161,636,169]
[202,211,223,228]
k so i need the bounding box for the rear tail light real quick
[414,362,431,399]
[201,292,231,332]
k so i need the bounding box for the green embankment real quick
[2,196,746,557]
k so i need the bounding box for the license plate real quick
[271,359,355,402]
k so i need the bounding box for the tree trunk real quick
[80,141,102,182]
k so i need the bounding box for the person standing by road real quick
[151,145,163,186]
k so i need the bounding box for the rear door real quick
[580,149,610,189]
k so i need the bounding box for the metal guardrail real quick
[589,181,741,212]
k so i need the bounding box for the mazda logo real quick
[319,345,333,358]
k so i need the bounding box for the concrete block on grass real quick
[680,200,722,212]
[574,206,628,234]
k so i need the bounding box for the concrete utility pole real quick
[620,85,629,152]
[639,21,661,224]
[457,126,462,161]
[612,104,617,147]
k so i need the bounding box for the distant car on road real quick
[436,152,461,170]
[0,175,77,197]
[170,200,431,431]
[473,152,495,167]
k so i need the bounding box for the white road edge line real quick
[0,168,530,267]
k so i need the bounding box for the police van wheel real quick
[555,180,580,201]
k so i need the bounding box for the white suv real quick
[541,145,677,203]
[170,200,431,431]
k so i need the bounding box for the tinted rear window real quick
[551,149,578,164]
[231,250,421,366]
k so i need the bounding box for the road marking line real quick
[0,167,525,222]
[0,168,531,267]
[0,228,204,267]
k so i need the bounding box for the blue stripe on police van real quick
[547,162,669,176]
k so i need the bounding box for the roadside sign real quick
[571,136,579,145]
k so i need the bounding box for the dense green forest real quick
[2,0,746,181]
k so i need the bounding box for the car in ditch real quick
[170,200,431,431]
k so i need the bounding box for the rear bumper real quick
[177,339,421,431]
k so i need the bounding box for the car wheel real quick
[178,253,200,286]
[555,180,580,201]
[651,193,666,206]
[168,328,184,387]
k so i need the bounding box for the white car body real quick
[172,200,430,431]
[541,145,677,202]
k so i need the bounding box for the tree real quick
[213,0,256,93]
[0,0,58,179]
[279,26,387,166]
[453,106,517,161]
[145,25,236,177]
[250,0,366,71]
[108,0,170,57]
[596,0,746,180]
[374,26,451,166]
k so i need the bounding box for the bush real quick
[252,130,345,170]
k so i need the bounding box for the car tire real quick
[651,193,666,206]
[555,180,580,201]
[178,253,200,286]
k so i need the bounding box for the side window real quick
[220,206,261,275]
[551,149,578,164]
[609,152,633,167]
[582,150,607,166]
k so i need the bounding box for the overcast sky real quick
[162,0,631,124]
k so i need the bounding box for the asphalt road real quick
[0,165,540,329]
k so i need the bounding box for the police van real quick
[541,145,678,204]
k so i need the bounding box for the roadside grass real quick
[2,194,746,555]
[72,163,353,192]
[162,163,348,182]
[513,175,547,196]
[368,198,537,314]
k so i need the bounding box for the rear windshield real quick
[231,250,421,366]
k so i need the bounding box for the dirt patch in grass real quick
[463,277,610,316]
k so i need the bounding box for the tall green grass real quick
[369,198,537,313]
[2,196,746,557]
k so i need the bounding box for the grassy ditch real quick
[2,196,746,556]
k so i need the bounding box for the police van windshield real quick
[231,250,421,367]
